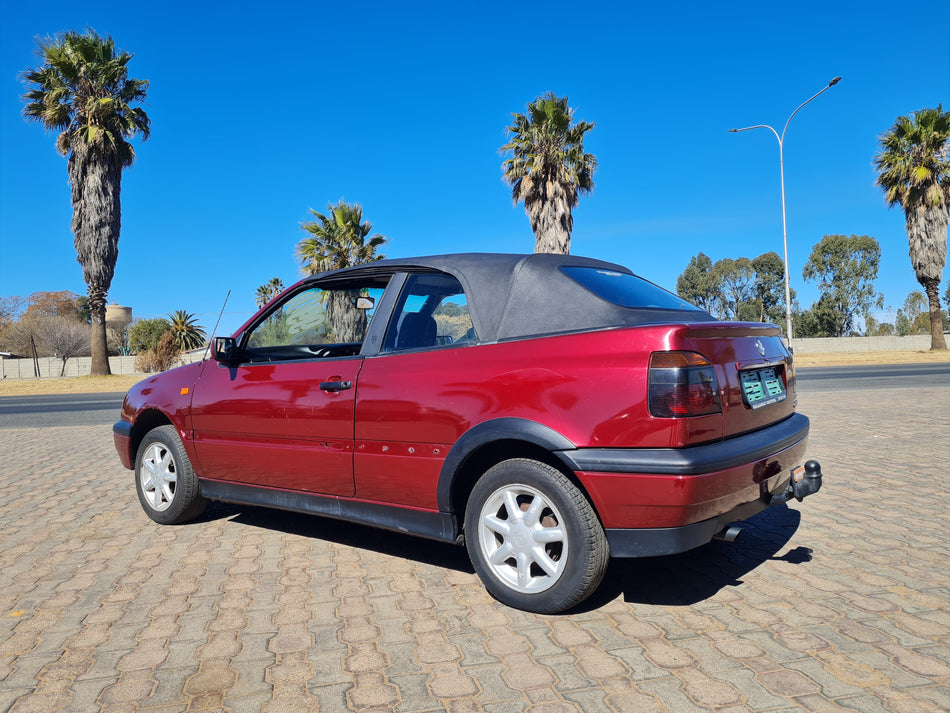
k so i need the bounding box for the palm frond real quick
[21,29,150,160]
[167,310,206,351]
[297,200,387,275]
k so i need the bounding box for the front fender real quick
[115,361,205,467]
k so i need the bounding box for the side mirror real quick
[356,296,375,310]
[213,336,239,364]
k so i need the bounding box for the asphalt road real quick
[1,362,947,429]
[0,391,125,429]
[795,361,950,391]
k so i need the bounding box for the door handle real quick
[319,380,352,392]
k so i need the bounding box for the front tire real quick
[134,425,206,525]
[464,459,608,613]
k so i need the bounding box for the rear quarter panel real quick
[353,325,721,507]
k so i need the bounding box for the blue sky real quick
[1,1,948,337]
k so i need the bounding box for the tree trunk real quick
[527,183,573,254]
[923,278,948,350]
[89,290,111,374]
[533,218,571,254]
[327,290,367,343]
[68,142,122,376]
[906,204,947,350]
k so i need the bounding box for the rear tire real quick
[464,458,608,613]
[134,425,206,525]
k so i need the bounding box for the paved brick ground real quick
[1,384,948,713]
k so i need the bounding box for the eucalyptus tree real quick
[751,252,786,324]
[297,200,386,342]
[895,291,931,336]
[501,92,596,254]
[677,251,788,325]
[676,253,720,313]
[874,106,950,350]
[22,30,150,374]
[713,258,756,321]
[802,234,884,337]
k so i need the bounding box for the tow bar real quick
[769,460,823,505]
[714,461,823,544]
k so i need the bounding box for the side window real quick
[244,284,385,360]
[383,273,476,352]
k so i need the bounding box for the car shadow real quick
[573,504,805,612]
[201,501,476,575]
[197,502,805,612]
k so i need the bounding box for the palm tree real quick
[298,200,386,274]
[255,277,285,308]
[297,200,386,342]
[501,92,597,254]
[874,106,950,350]
[21,30,150,374]
[167,310,206,351]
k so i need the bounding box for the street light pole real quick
[730,76,841,347]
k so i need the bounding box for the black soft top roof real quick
[310,252,714,342]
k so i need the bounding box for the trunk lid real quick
[685,322,796,439]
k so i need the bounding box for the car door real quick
[190,281,386,496]
[354,271,478,508]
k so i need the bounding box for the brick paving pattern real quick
[1,384,948,712]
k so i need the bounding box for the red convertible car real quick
[114,253,822,613]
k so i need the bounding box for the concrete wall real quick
[789,335,933,353]
[0,352,206,380]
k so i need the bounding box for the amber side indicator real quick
[648,351,722,418]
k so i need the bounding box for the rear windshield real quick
[560,266,704,311]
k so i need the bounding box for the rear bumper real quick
[559,412,810,476]
[556,413,817,557]
[604,496,774,557]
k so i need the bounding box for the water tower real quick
[106,304,133,330]
[106,304,134,355]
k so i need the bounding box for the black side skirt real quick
[199,480,460,545]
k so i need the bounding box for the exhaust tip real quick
[713,525,743,543]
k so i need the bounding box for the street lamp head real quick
[729,76,840,346]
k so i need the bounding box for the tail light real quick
[649,351,722,418]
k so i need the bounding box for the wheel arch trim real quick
[117,409,179,469]
[435,418,577,515]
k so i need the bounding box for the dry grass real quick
[0,373,145,396]
[1,349,948,397]
[792,350,950,367]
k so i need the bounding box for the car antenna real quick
[203,289,232,361]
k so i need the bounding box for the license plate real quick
[740,367,787,409]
